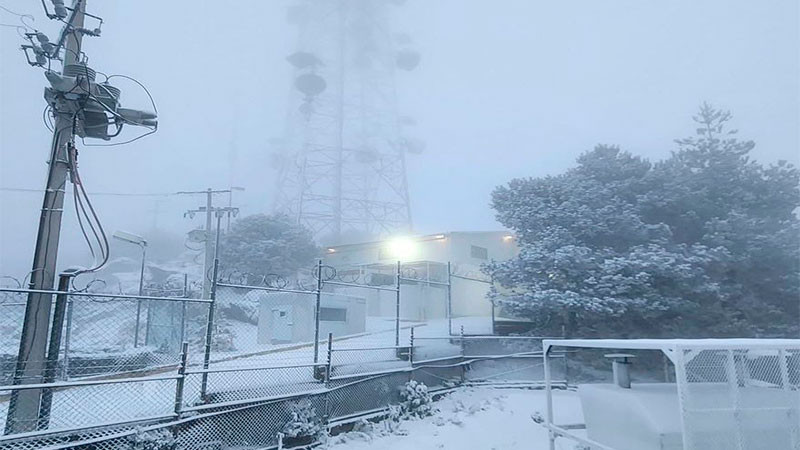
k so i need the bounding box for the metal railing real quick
[542,339,800,450]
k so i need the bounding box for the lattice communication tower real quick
[272,0,423,243]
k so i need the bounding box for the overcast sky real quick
[1,0,798,276]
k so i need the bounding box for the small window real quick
[470,245,488,260]
[319,307,347,322]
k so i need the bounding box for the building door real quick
[271,306,293,342]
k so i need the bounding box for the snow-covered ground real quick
[326,387,583,450]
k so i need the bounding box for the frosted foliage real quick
[126,428,177,450]
[396,380,435,419]
[281,399,323,439]
[487,104,799,338]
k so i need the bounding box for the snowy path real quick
[326,387,583,450]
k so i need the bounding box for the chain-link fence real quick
[542,339,800,450]
[1,287,211,382]
[62,292,210,377]
[0,289,26,385]
[1,332,552,449]
[1,258,561,449]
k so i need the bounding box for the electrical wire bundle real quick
[66,139,109,275]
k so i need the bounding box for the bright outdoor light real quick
[386,236,418,261]
[502,234,514,242]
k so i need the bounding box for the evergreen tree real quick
[487,105,799,338]
[218,214,318,279]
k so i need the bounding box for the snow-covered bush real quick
[126,427,176,450]
[281,399,323,440]
[395,380,434,419]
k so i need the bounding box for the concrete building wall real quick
[255,290,366,344]
[321,231,517,323]
[450,277,492,317]
[332,284,448,322]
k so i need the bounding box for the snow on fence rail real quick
[0,335,564,449]
[542,339,800,450]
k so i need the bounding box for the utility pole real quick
[7,0,155,435]
[179,188,238,299]
[6,1,86,435]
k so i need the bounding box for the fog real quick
[1,0,797,277]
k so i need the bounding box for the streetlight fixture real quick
[112,230,147,347]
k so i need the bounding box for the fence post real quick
[446,262,452,336]
[37,270,76,430]
[62,296,74,380]
[543,343,556,450]
[314,259,323,364]
[134,298,143,348]
[561,326,569,386]
[180,274,188,347]
[409,327,415,365]
[179,300,187,347]
[325,332,333,387]
[200,259,219,401]
[143,298,153,347]
[174,342,189,418]
[459,325,465,355]
[459,326,466,383]
[409,327,415,381]
[395,261,401,347]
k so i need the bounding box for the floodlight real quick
[502,235,514,242]
[112,230,146,247]
[386,236,418,261]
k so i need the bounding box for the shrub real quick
[126,428,176,450]
[281,399,323,440]
[396,380,434,419]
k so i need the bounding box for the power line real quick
[0,187,176,197]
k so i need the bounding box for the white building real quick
[322,231,518,322]
[252,290,367,344]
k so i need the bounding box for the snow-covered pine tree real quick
[487,104,799,338]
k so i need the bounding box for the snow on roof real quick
[543,338,800,351]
